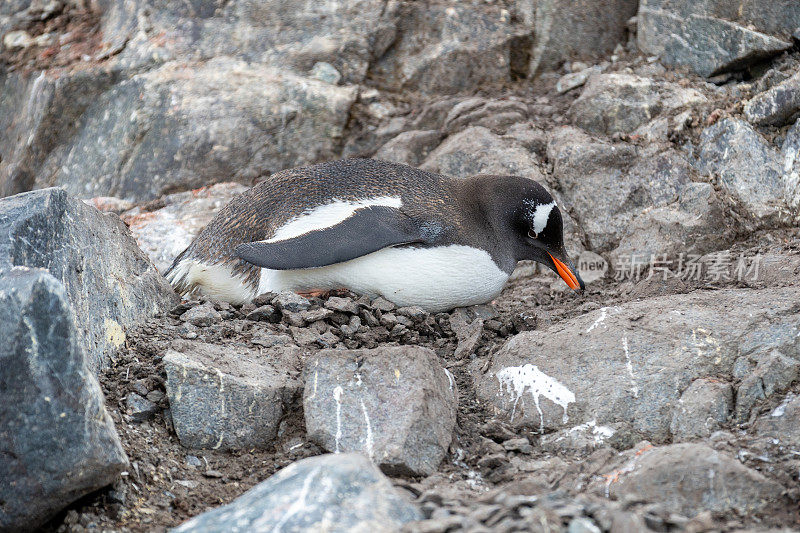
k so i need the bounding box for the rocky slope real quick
[1,1,800,532]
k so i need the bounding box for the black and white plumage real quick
[166,158,584,312]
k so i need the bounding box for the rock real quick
[523,0,639,75]
[246,305,278,322]
[781,118,800,217]
[102,0,395,85]
[696,118,785,222]
[637,2,793,77]
[324,296,360,314]
[541,420,618,455]
[669,379,733,441]
[303,346,457,476]
[126,392,159,422]
[441,97,529,136]
[3,29,33,49]
[744,70,800,126]
[171,453,422,532]
[548,129,701,252]
[0,188,177,371]
[567,73,706,135]
[309,61,342,85]
[610,182,733,268]
[374,130,442,167]
[121,183,249,272]
[450,310,484,359]
[273,291,312,313]
[475,287,800,442]
[421,126,545,182]
[163,341,302,450]
[371,3,523,95]
[38,59,357,202]
[556,66,601,94]
[754,393,800,446]
[180,303,222,327]
[599,443,783,516]
[735,350,799,422]
[0,269,127,531]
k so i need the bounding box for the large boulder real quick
[637,0,794,77]
[567,73,706,135]
[695,118,786,223]
[518,0,639,75]
[303,346,457,476]
[37,59,356,202]
[420,126,545,182]
[172,453,422,532]
[0,268,127,531]
[164,341,303,451]
[370,2,525,95]
[548,128,706,252]
[99,0,396,84]
[475,287,800,443]
[0,188,177,370]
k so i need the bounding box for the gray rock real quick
[548,129,700,252]
[781,118,800,217]
[670,379,733,441]
[303,346,457,476]
[0,188,177,371]
[475,287,800,442]
[735,350,799,422]
[163,342,302,450]
[272,291,312,313]
[121,183,249,272]
[556,66,601,94]
[523,0,639,75]
[421,126,545,182]
[637,3,792,77]
[171,453,422,532]
[754,393,800,446]
[127,392,159,422]
[0,269,127,531]
[744,70,800,126]
[371,3,523,95]
[696,118,785,222]
[41,59,357,202]
[324,296,359,314]
[246,305,278,322]
[374,130,442,167]
[610,181,733,268]
[180,303,222,327]
[441,97,529,136]
[309,61,342,85]
[599,443,782,516]
[567,73,706,135]
[101,0,395,85]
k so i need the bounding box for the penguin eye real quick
[527,229,538,239]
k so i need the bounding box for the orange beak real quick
[549,253,582,291]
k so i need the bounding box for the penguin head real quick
[481,175,585,292]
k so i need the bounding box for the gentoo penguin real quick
[166,158,584,312]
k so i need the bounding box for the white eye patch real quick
[531,201,556,235]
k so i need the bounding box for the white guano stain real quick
[568,419,616,444]
[622,337,639,398]
[333,386,344,453]
[359,398,374,460]
[496,364,575,431]
[444,368,456,392]
[587,307,609,333]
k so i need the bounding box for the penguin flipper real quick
[235,206,429,270]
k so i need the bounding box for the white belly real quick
[170,245,510,312]
[259,245,510,312]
